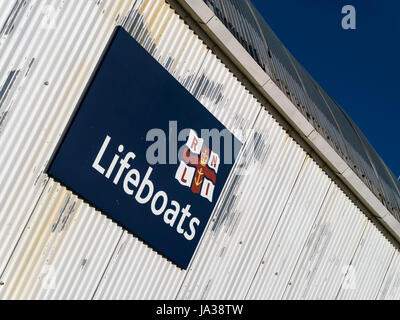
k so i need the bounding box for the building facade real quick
[0,0,399,299]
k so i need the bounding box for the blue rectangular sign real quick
[47,27,241,269]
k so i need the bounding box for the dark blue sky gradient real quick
[252,0,399,178]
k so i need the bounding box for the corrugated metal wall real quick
[0,0,398,300]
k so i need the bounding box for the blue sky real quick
[252,0,399,179]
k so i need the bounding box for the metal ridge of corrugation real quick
[0,0,399,300]
[282,183,368,299]
[178,111,308,299]
[201,0,400,221]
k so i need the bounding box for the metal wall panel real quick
[124,0,261,142]
[0,0,398,300]
[282,184,368,299]
[177,111,307,299]
[336,221,395,300]
[93,0,262,299]
[245,157,332,300]
[0,0,134,277]
[377,251,400,300]
[0,1,19,42]
[0,0,261,299]
[190,50,261,141]
[0,179,123,299]
[202,0,400,219]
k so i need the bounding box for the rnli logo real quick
[175,130,220,202]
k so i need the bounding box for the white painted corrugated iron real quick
[245,158,332,299]
[178,111,307,299]
[201,0,400,219]
[0,0,260,299]
[0,0,126,275]
[93,231,185,300]
[0,0,134,280]
[0,179,123,299]
[337,221,396,300]
[0,0,398,300]
[377,251,400,300]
